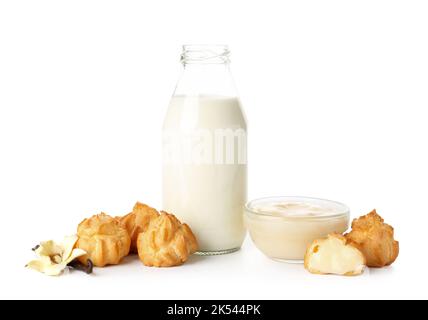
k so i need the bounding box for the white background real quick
[0,0,427,300]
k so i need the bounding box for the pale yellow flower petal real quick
[63,248,87,265]
[27,256,67,276]
[61,235,79,262]
[26,256,53,273]
[43,263,67,276]
[36,240,62,258]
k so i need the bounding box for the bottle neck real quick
[174,45,237,97]
[181,44,230,65]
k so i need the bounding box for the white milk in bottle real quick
[162,45,247,254]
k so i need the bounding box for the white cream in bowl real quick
[245,197,350,263]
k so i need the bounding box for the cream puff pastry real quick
[76,212,131,267]
[137,211,198,267]
[118,202,159,253]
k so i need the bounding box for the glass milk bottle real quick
[162,45,247,255]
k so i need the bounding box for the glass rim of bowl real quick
[245,196,350,221]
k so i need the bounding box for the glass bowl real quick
[245,196,350,263]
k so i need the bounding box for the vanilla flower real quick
[26,235,87,276]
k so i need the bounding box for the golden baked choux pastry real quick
[137,211,198,267]
[345,210,399,268]
[118,202,159,253]
[76,212,131,267]
[304,233,366,276]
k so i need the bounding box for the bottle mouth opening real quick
[181,44,230,65]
